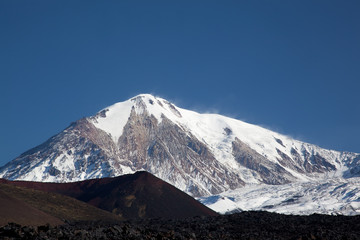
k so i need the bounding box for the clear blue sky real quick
[1,1,359,167]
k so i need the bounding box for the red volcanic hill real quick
[0,182,121,226]
[1,171,218,220]
[0,184,63,226]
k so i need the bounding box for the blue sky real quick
[1,1,359,167]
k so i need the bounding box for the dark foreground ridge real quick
[2,211,360,240]
[0,171,217,222]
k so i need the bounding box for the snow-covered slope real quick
[0,94,359,214]
[199,177,360,216]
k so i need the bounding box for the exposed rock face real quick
[232,138,295,185]
[117,109,244,196]
[275,147,337,174]
[0,119,123,182]
[0,94,359,200]
[302,149,336,173]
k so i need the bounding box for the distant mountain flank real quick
[1,94,359,215]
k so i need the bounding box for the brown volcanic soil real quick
[0,183,122,226]
[0,184,62,226]
[2,171,218,220]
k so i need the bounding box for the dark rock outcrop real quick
[232,138,295,184]
[2,211,360,240]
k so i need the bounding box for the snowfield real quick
[199,177,360,215]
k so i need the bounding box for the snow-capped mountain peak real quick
[1,94,359,215]
[91,94,183,143]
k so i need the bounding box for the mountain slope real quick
[3,171,218,219]
[0,184,63,226]
[0,94,359,214]
[199,177,360,215]
[0,180,121,226]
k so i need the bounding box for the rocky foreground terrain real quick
[2,211,360,240]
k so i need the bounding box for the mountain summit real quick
[1,94,359,213]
